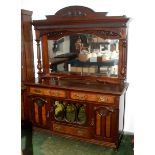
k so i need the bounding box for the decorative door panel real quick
[29,96,50,128]
[94,106,118,142]
[51,100,87,126]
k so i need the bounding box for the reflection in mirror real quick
[48,34,119,77]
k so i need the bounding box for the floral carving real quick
[97,30,121,38]
[122,40,127,48]
[63,10,87,17]
[47,32,64,37]
[121,65,127,78]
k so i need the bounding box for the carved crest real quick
[55,6,107,17]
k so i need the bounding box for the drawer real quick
[29,87,66,98]
[70,91,115,104]
[53,123,91,138]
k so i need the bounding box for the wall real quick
[21,0,155,135]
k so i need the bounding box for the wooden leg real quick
[131,135,134,150]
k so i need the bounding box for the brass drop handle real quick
[90,118,94,126]
[50,107,54,113]
[47,111,50,118]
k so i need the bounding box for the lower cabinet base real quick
[25,84,127,151]
[33,126,120,150]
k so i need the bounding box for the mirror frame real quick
[32,6,129,84]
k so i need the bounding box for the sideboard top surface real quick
[25,77,128,95]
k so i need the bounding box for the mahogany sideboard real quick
[23,6,130,150]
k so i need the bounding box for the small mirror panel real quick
[66,104,76,123]
[77,106,86,124]
[54,101,65,121]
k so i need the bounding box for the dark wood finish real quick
[25,78,128,149]
[21,86,26,120]
[32,6,129,84]
[21,9,35,120]
[23,6,130,150]
[28,96,50,129]
[21,9,35,82]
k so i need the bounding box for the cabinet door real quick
[94,106,118,142]
[51,100,87,125]
[50,99,93,138]
[29,96,50,128]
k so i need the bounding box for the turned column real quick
[41,34,49,75]
[35,30,43,77]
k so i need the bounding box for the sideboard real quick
[23,6,130,150]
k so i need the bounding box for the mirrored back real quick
[48,34,119,77]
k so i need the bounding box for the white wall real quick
[21,0,155,136]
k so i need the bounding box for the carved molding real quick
[55,6,96,17]
[46,31,67,40]
[63,10,87,17]
[96,30,121,38]
[121,65,127,79]
[122,40,127,48]
[54,6,108,18]
[94,106,117,116]
[45,29,122,40]
[47,31,64,37]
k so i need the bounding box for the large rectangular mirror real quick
[48,34,119,77]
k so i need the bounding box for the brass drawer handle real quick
[73,93,87,100]
[53,91,60,97]
[98,96,108,102]
[33,89,41,93]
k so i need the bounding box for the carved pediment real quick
[55,6,107,17]
[45,6,107,19]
